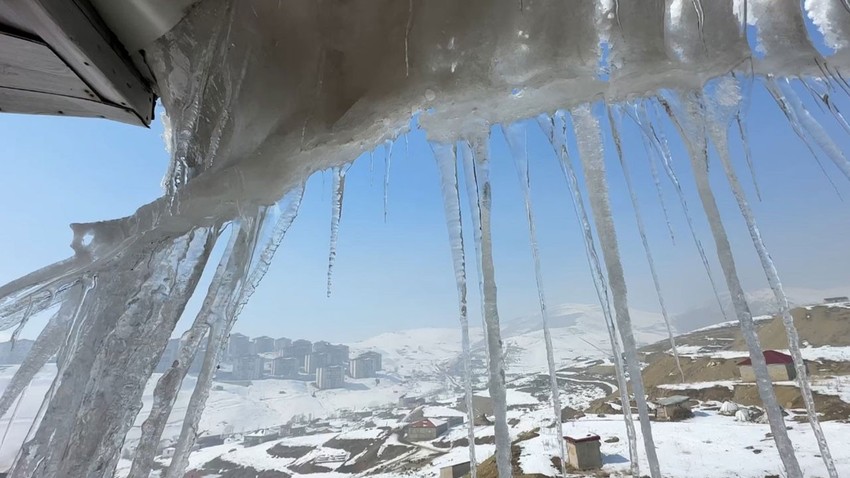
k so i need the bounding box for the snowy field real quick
[131,405,850,478]
[0,364,444,471]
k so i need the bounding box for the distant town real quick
[155,334,383,390]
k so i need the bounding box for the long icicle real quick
[459,141,490,359]
[128,225,241,478]
[430,141,478,478]
[731,71,762,201]
[327,167,346,298]
[625,104,676,244]
[704,78,838,478]
[384,140,393,223]
[770,79,850,182]
[538,113,640,477]
[666,91,804,478]
[502,122,567,477]
[572,104,662,478]
[637,102,731,323]
[763,79,844,197]
[607,107,684,382]
[459,137,511,478]
[165,188,303,478]
[0,283,81,419]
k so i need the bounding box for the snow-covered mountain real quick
[673,286,850,332]
[350,303,669,376]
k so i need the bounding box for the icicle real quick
[607,107,684,383]
[666,91,804,478]
[11,228,217,478]
[769,79,850,183]
[572,104,662,478]
[430,141,478,478]
[459,141,490,359]
[128,227,246,478]
[624,104,675,243]
[384,140,393,222]
[537,113,640,478]
[166,189,303,478]
[458,137,511,478]
[501,122,567,476]
[730,71,762,201]
[704,78,838,478]
[327,167,346,298]
[638,101,731,323]
[0,283,81,419]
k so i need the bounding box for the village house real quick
[439,461,471,478]
[737,350,796,382]
[455,395,494,426]
[406,419,448,441]
[564,434,602,471]
[243,428,280,446]
[398,395,425,408]
[653,395,693,421]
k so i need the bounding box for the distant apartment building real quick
[272,357,301,378]
[288,339,313,370]
[233,354,264,380]
[349,354,376,379]
[312,340,332,354]
[275,337,292,352]
[305,352,329,374]
[253,336,275,354]
[359,351,382,371]
[349,351,382,378]
[316,365,345,389]
[327,344,350,366]
[227,333,252,360]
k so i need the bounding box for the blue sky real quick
[2,79,850,343]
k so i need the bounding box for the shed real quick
[654,395,693,421]
[406,419,448,441]
[440,461,471,478]
[564,434,602,471]
[737,350,796,382]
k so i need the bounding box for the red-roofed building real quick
[737,350,796,382]
[405,418,448,441]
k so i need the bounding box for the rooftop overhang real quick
[0,0,196,126]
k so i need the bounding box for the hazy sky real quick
[2,80,850,342]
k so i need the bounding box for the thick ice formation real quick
[1,0,849,477]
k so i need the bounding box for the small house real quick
[406,419,448,441]
[654,395,693,421]
[737,350,796,382]
[440,461,471,478]
[243,429,279,446]
[455,395,494,426]
[399,395,425,407]
[565,434,602,471]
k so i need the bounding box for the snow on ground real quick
[657,380,739,391]
[671,345,850,363]
[691,315,774,333]
[476,388,540,406]
[349,328,483,374]
[0,363,444,472]
[422,405,466,418]
[521,410,850,477]
[810,375,850,403]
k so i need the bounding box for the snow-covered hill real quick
[350,303,669,376]
[673,286,850,332]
